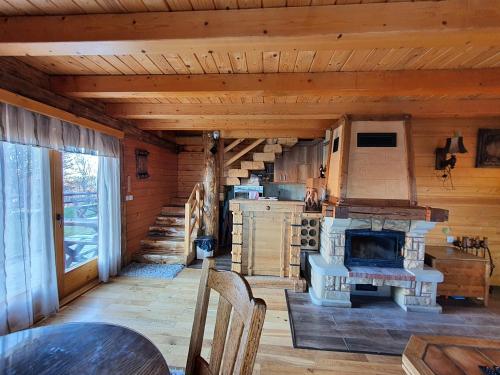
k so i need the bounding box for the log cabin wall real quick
[413,118,500,285]
[123,138,178,262]
[177,136,204,198]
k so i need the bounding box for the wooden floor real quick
[41,268,403,374]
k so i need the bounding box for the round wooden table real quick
[0,322,170,375]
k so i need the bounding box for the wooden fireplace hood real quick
[323,115,448,222]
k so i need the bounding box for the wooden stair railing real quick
[184,183,203,265]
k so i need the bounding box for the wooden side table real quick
[403,335,500,375]
[425,245,490,306]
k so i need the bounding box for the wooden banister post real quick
[195,186,201,233]
[202,132,219,241]
[184,201,191,259]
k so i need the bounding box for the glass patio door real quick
[51,151,99,299]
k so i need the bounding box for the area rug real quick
[285,289,500,356]
[169,368,185,375]
[120,262,184,280]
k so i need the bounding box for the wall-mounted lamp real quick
[435,133,468,170]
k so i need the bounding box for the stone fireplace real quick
[309,116,448,313]
[309,217,444,312]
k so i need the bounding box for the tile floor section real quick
[286,288,500,355]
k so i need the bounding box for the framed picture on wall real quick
[476,129,500,168]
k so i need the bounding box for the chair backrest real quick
[185,258,267,375]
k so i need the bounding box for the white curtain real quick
[0,103,120,158]
[0,142,59,335]
[97,156,121,282]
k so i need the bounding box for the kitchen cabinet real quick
[274,141,323,183]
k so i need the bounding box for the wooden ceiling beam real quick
[220,129,325,138]
[106,99,500,120]
[135,119,333,130]
[50,69,500,98]
[1,0,500,56]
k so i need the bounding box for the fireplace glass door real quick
[345,229,405,268]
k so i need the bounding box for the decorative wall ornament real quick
[476,128,500,168]
[434,132,468,189]
[135,149,150,179]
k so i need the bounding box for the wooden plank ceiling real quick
[0,0,452,15]
[1,0,500,137]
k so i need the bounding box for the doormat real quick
[285,289,500,356]
[120,262,184,280]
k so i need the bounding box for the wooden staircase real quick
[133,197,187,264]
[224,138,297,186]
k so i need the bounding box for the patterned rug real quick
[120,262,184,280]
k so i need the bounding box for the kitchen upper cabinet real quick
[274,141,323,183]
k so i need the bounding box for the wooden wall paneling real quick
[412,118,500,285]
[177,136,204,198]
[123,138,178,259]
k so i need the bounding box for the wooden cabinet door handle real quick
[266,205,271,211]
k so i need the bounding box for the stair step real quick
[169,197,187,206]
[253,152,275,162]
[263,144,282,153]
[161,206,184,216]
[156,216,185,226]
[141,237,184,250]
[225,177,241,186]
[138,245,184,254]
[228,169,249,178]
[149,226,185,237]
[241,161,265,170]
[132,251,185,265]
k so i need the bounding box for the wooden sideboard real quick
[229,199,305,289]
[425,245,490,306]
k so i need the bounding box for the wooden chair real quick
[185,258,267,375]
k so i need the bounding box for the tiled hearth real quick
[309,217,444,313]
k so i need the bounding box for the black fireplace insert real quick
[344,229,405,268]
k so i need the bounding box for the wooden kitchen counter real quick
[229,199,306,291]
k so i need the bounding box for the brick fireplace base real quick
[309,217,444,313]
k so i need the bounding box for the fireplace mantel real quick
[322,199,448,222]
